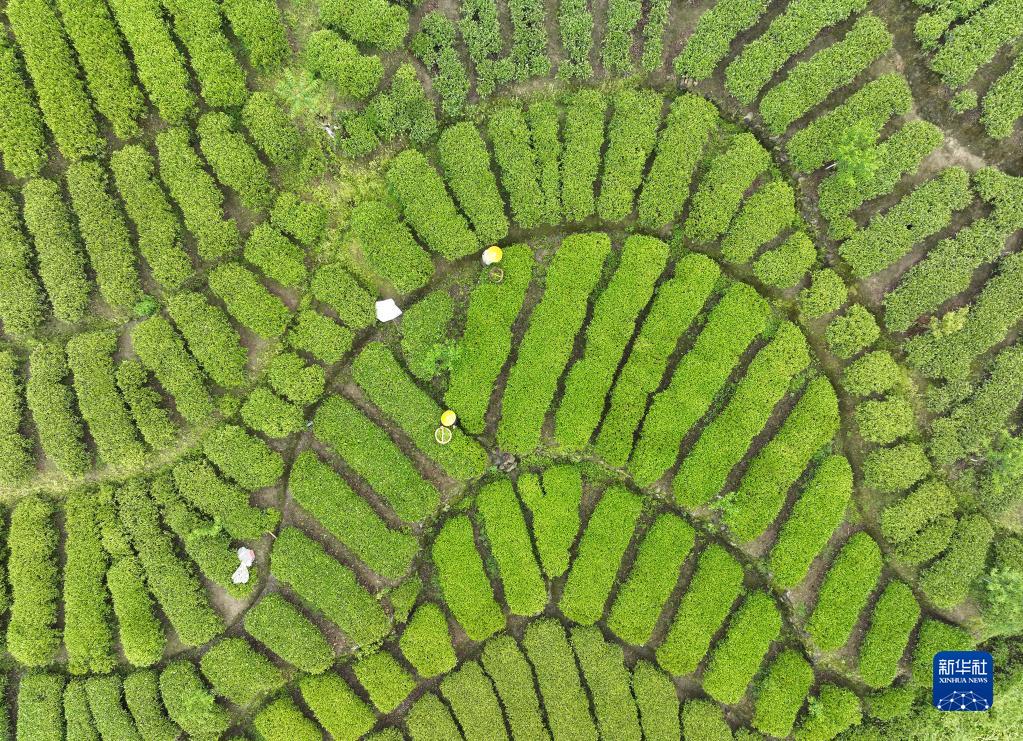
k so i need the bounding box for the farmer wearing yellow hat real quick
[482,246,503,265]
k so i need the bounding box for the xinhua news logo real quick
[932,651,994,711]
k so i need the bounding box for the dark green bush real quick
[725,0,870,103]
[387,149,479,259]
[354,650,415,712]
[476,479,546,617]
[106,556,166,668]
[819,119,942,239]
[21,177,90,323]
[349,201,433,294]
[920,514,994,608]
[432,514,503,640]
[681,699,731,740]
[633,660,680,741]
[240,387,304,438]
[26,343,90,476]
[982,56,1023,139]
[399,290,453,381]
[266,352,324,406]
[7,496,60,667]
[499,234,610,453]
[311,262,375,329]
[155,127,240,261]
[787,74,912,173]
[826,305,881,358]
[159,661,229,736]
[17,673,64,741]
[0,36,47,178]
[526,99,563,224]
[840,167,972,278]
[272,191,327,247]
[131,315,213,424]
[209,262,291,339]
[222,0,289,72]
[460,0,514,96]
[200,638,285,706]
[702,592,782,704]
[110,145,192,289]
[481,635,548,740]
[7,0,102,160]
[289,450,416,580]
[161,0,247,108]
[355,342,487,480]
[795,684,862,740]
[199,425,284,492]
[856,396,915,444]
[754,231,817,288]
[305,30,383,100]
[196,112,274,213]
[631,282,769,485]
[253,697,321,740]
[597,254,719,467]
[720,180,797,264]
[242,92,302,171]
[843,350,904,396]
[930,0,1023,88]
[270,526,390,645]
[656,544,744,676]
[558,0,594,78]
[597,90,663,222]
[245,593,333,674]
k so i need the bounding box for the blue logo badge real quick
[933,651,993,711]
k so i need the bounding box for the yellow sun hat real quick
[482,246,503,265]
[440,409,458,427]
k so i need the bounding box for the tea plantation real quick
[0,0,1022,738]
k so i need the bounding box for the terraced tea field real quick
[0,0,1022,738]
